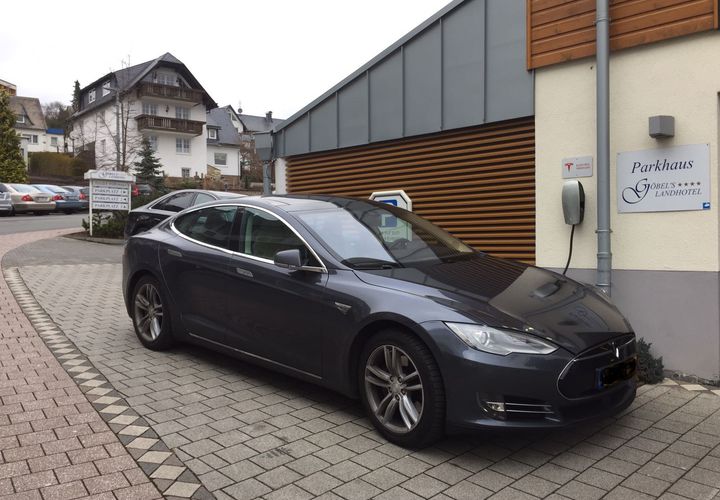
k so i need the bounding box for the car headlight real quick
[444,322,558,356]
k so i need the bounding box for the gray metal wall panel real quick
[369,51,404,142]
[310,97,338,152]
[275,130,285,157]
[284,114,309,157]
[404,24,442,137]
[485,0,533,123]
[442,0,485,130]
[338,75,369,148]
[276,0,532,157]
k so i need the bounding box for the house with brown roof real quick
[9,96,49,163]
[0,79,17,96]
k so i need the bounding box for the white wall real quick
[207,145,242,177]
[72,91,207,177]
[274,157,287,194]
[16,127,47,154]
[535,32,720,273]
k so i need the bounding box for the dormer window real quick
[102,81,111,96]
[208,129,217,140]
[16,114,25,124]
[88,89,96,103]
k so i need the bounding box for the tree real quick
[43,101,72,130]
[133,138,164,189]
[71,81,81,113]
[0,90,27,183]
[71,91,143,172]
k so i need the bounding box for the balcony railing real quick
[136,114,204,136]
[137,82,205,103]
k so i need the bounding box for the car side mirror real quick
[274,249,304,270]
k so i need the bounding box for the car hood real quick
[353,253,632,354]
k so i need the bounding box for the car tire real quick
[359,329,445,448]
[131,275,174,351]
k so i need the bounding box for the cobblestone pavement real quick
[0,231,161,500]
[5,237,720,499]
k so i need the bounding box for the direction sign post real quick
[83,170,135,237]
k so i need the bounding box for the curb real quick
[63,231,126,246]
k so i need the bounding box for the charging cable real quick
[562,224,575,276]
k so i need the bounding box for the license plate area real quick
[596,357,637,389]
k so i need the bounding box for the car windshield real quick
[9,184,38,193]
[295,203,475,269]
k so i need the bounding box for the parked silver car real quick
[0,190,12,216]
[0,183,55,215]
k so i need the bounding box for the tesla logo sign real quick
[562,156,593,179]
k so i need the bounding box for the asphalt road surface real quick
[0,212,87,235]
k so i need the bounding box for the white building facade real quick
[71,53,216,178]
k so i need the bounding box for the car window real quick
[154,192,196,212]
[174,206,238,250]
[240,208,320,266]
[194,193,215,205]
[9,184,38,193]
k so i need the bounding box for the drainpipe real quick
[596,0,612,295]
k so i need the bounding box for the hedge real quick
[28,152,92,178]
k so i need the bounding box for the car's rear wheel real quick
[132,275,174,350]
[359,329,445,448]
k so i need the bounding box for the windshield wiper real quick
[342,258,402,270]
[439,252,477,263]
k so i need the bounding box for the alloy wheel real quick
[364,344,424,434]
[133,283,164,342]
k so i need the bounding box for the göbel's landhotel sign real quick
[617,144,710,213]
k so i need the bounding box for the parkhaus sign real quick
[617,144,710,213]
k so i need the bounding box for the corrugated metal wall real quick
[286,118,536,263]
[275,0,533,158]
[527,0,719,69]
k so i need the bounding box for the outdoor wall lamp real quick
[649,115,674,139]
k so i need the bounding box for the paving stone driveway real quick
[9,238,720,499]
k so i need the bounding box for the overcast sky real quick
[2,0,450,119]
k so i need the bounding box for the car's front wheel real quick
[359,329,445,448]
[131,275,174,350]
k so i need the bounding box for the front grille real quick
[558,335,636,399]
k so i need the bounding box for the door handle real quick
[235,267,254,278]
[167,249,182,258]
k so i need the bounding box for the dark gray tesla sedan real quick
[122,195,637,447]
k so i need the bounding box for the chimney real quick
[265,111,273,123]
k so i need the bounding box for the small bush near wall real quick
[29,152,93,178]
[637,338,665,384]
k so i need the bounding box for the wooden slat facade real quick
[286,118,536,264]
[528,0,719,69]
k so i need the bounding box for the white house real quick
[9,96,48,163]
[70,53,216,178]
[206,105,283,186]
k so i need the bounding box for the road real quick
[0,212,87,235]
